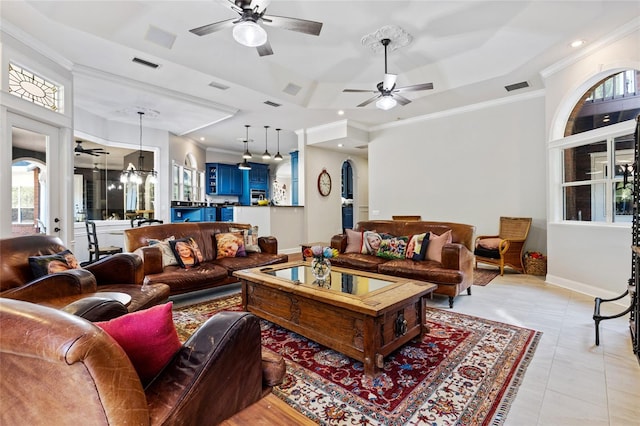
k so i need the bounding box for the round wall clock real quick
[317,169,332,196]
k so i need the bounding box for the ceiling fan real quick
[343,38,434,110]
[74,140,108,157]
[189,0,323,56]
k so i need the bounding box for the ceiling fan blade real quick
[343,88,377,93]
[395,82,434,93]
[357,95,381,108]
[189,18,236,36]
[394,94,412,106]
[261,14,323,36]
[256,40,273,56]
[382,73,397,91]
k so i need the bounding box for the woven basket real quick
[524,257,547,276]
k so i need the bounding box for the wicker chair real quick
[474,217,532,275]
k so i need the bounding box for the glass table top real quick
[260,264,396,296]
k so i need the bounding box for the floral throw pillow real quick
[376,235,409,259]
[29,249,81,278]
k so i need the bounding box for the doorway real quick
[7,114,65,239]
[341,160,354,231]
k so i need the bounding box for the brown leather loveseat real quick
[0,298,284,425]
[0,234,169,317]
[124,222,288,296]
[331,220,475,307]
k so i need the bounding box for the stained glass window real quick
[8,63,61,112]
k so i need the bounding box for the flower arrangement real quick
[304,245,338,281]
[303,245,339,260]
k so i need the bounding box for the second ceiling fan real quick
[344,38,434,110]
[189,0,323,57]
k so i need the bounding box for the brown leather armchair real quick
[0,234,169,316]
[0,298,284,425]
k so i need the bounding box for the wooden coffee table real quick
[233,261,436,376]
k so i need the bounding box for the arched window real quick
[559,69,639,223]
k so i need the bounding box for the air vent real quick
[283,83,302,96]
[355,145,368,149]
[208,81,230,90]
[145,25,176,49]
[132,57,160,69]
[505,81,529,92]
[264,100,281,107]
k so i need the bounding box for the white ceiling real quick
[3,0,639,158]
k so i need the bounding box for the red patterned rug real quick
[173,294,541,425]
[473,268,500,286]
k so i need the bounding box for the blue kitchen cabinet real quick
[240,162,270,205]
[206,163,243,195]
[219,206,234,222]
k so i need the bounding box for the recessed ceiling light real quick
[338,143,343,147]
[337,110,345,115]
[200,137,205,141]
[570,39,585,48]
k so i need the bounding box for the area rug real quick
[473,268,500,286]
[173,294,541,425]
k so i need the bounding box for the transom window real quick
[8,62,62,112]
[559,68,639,224]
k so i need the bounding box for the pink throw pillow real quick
[345,229,363,253]
[426,230,452,263]
[96,302,181,384]
[478,237,502,250]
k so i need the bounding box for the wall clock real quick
[317,169,332,196]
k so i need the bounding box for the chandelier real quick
[120,111,157,184]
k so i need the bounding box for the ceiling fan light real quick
[233,21,267,47]
[376,95,397,110]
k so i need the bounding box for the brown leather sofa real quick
[124,222,289,296]
[0,235,169,316]
[331,220,475,308]
[0,298,285,425]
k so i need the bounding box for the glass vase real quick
[311,257,331,281]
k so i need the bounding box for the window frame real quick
[550,119,636,226]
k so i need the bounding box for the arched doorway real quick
[341,160,354,230]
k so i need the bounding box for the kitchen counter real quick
[233,206,304,254]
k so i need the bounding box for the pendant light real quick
[242,124,252,159]
[274,128,283,161]
[120,111,157,184]
[262,125,271,160]
[238,124,252,170]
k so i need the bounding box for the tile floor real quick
[171,268,640,426]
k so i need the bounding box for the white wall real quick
[302,143,368,243]
[543,25,640,298]
[368,94,548,252]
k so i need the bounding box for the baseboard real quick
[545,274,630,308]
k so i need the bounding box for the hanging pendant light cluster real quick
[238,125,285,169]
[120,111,157,184]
